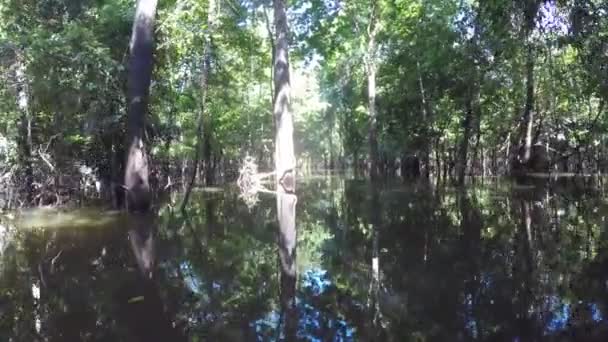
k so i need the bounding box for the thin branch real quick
[38,150,55,172]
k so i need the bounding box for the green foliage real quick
[0,0,607,200]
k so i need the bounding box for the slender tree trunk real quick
[361,0,381,180]
[181,0,216,212]
[15,60,33,204]
[417,60,431,178]
[273,0,296,193]
[520,43,535,165]
[366,37,380,180]
[263,6,275,104]
[435,141,441,180]
[111,135,120,208]
[457,94,474,185]
[124,0,158,213]
[203,132,213,185]
[327,108,335,169]
[471,78,483,176]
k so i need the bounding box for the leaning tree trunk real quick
[273,0,296,194]
[124,0,158,213]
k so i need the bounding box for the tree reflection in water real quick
[117,213,186,342]
[276,192,297,340]
[2,177,608,340]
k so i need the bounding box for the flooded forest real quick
[1,0,608,341]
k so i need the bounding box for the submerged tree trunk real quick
[124,0,158,213]
[366,4,380,180]
[273,0,296,194]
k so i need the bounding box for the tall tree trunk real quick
[15,60,33,204]
[263,6,275,104]
[124,0,158,213]
[471,74,483,177]
[273,2,298,334]
[327,108,335,169]
[520,43,535,165]
[203,132,213,185]
[273,0,296,194]
[417,60,432,178]
[457,93,474,185]
[366,8,380,180]
[181,0,216,212]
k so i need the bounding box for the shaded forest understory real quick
[1,0,607,209]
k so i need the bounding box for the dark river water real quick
[2,176,608,341]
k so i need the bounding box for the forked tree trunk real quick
[124,0,158,212]
[273,0,296,193]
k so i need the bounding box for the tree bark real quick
[273,0,296,194]
[124,0,158,213]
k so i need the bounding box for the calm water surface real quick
[2,176,608,341]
